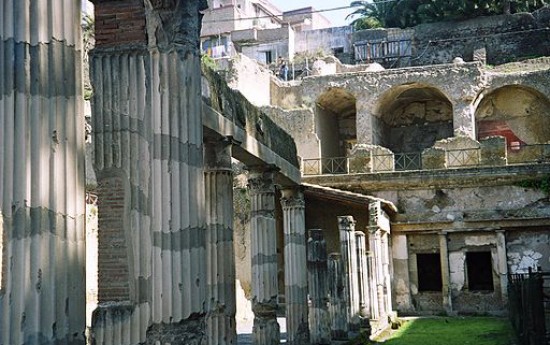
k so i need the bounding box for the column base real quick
[309,307,331,345]
[253,315,280,345]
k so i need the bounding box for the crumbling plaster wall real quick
[446,233,503,315]
[384,181,549,315]
[390,185,549,223]
[507,230,550,273]
[260,107,320,160]
[221,54,273,107]
[406,234,443,313]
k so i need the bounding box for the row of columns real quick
[308,213,391,344]
[204,138,309,345]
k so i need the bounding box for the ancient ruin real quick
[1,0,550,344]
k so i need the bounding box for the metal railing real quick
[446,147,481,167]
[301,143,550,176]
[394,152,422,171]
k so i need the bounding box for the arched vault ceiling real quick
[316,88,357,118]
[377,84,453,125]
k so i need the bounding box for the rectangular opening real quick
[417,253,442,292]
[466,251,494,291]
[264,51,273,64]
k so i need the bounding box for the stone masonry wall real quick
[411,9,550,66]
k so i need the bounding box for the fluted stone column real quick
[204,138,237,345]
[439,232,452,314]
[338,216,360,333]
[281,187,309,345]
[248,167,280,345]
[307,229,331,345]
[356,232,371,319]
[328,254,347,340]
[367,227,380,320]
[89,1,208,344]
[380,232,392,318]
[0,2,86,344]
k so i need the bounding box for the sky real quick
[269,0,356,27]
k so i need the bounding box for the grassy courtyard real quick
[371,317,515,345]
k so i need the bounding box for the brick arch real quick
[373,83,454,153]
[475,85,550,145]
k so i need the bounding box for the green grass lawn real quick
[372,317,515,345]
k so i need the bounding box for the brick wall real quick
[94,0,147,46]
[97,175,130,302]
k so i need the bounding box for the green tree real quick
[348,0,548,29]
[347,0,398,29]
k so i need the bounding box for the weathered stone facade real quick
[224,17,550,321]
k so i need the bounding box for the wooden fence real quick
[508,268,550,345]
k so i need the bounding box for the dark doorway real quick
[466,251,494,291]
[417,253,442,292]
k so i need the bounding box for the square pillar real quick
[439,232,452,314]
[495,230,508,303]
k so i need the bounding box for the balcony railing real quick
[302,143,550,176]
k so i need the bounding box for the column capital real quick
[204,136,238,171]
[247,165,278,195]
[338,215,356,231]
[280,186,305,209]
[308,229,324,241]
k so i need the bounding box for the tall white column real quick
[248,167,280,345]
[337,216,360,333]
[0,2,86,344]
[204,138,236,345]
[281,187,310,345]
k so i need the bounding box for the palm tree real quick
[347,0,398,29]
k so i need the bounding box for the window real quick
[466,252,494,291]
[264,51,273,64]
[417,253,442,292]
[333,47,344,56]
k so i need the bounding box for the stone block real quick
[422,147,446,170]
[434,136,480,168]
[480,136,507,166]
[349,144,372,174]
[371,146,394,172]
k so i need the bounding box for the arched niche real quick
[375,83,453,153]
[315,87,357,159]
[475,85,550,145]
